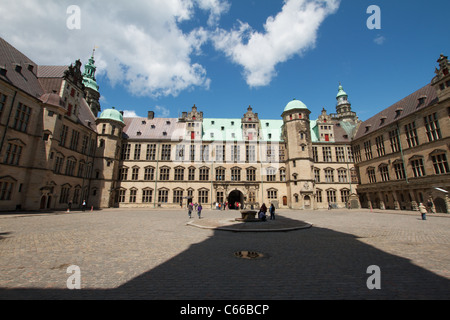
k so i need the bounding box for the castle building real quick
[0,37,448,213]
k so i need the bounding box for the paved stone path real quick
[0,208,449,300]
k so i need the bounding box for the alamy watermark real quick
[367,5,381,30]
[66,5,81,30]
[66,265,81,290]
[366,265,381,290]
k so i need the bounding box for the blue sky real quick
[1,0,449,121]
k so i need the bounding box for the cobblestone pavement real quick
[0,208,449,300]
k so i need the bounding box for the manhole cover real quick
[234,251,264,260]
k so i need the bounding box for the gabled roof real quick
[123,117,186,141]
[0,37,44,98]
[353,84,438,140]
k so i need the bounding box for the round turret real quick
[98,107,124,124]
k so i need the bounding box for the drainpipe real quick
[153,142,160,208]
[0,90,18,155]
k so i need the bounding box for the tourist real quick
[82,200,87,212]
[419,203,427,220]
[197,203,202,219]
[269,204,275,220]
[259,209,267,222]
[188,203,193,219]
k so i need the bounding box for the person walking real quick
[82,200,87,212]
[269,203,275,220]
[419,203,427,220]
[197,203,203,219]
[188,203,193,219]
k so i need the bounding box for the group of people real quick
[187,202,202,219]
[258,203,276,222]
[214,202,241,210]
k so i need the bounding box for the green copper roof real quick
[336,83,347,98]
[99,108,124,124]
[284,99,308,112]
[83,55,99,92]
[202,118,243,141]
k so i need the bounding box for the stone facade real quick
[0,37,448,213]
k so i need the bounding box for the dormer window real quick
[166,121,171,125]
[151,125,156,129]
[142,120,146,125]
[380,116,387,126]
[162,132,167,136]
[395,108,403,118]
[231,121,234,126]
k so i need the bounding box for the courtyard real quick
[0,207,449,300]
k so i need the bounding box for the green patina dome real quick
[336,83,347,98]
[83,54,99,92]
[99,107,124,124]
[284,99,308,112]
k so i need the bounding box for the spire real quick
[82,47,99,92]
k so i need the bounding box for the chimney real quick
[148,111,155,120]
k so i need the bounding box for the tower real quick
[83,49,101,117]
[281,99,314,209]
[335,83,357,122]
[431,53,450,102]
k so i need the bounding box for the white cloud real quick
[212,0,340,87]
[123,110,140,118]
[0,0,229,98]
[374,35,386,45]
[155,105,171,118]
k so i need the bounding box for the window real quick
[201,145,209,162]
[267,189,277,199]
[174,167,185,181]
[216,145,225,162]
[129,189,137,203]
[70,130,80,151]
[375,135,385,157]
[325,169,334,183]
[364,140,373,160]
[134,144,141,160]
[158,189,169,203]
[175,145,185,161]
[0,92,7,120]
[146,144,156,161]
[198,190,209,204]
[326,190,336,203]
[379,165,390,182]
[246,145,256,162]
[118,190,126,203]
[216,168,225,181]
[59,186,71,204]
[12,103,32,133]
[231,145,240,162]
[0,180,14,201]
[65,158,76,176]
[338,169,348,183]
[142,189,153,203]
[144,167,155,181]
[60,125,69,147]
[173,190,184,204]
[119,167,129,181]
[132,167,139,180]
[188,167,196,181]
[247,168,256,181]
[341,189,350,204]
[335,147,345,162]
[248,191,256,203]
[266,145,276,162]
[121,144,131,160]
[424,113,442,142]
[367,168,376,183]
[216,191,224,204]
[405,122,419,148]
[54,155,64,174]
[323,147,332,162]
[280,169,286,182]
[161,145,171,161]
[347,147,354,163]
[231,168,241,181]
[312,147,318,162]
[353,145,361,163]
[314,168,320,183]
[316,190,322,203]
[389,129,401,153]
[393,161,406,180]
[3,143,23,165]
[160,167,170,181]
[199,167,209,181]
[78,161,85,178]
[411,158,426,177]
[190,145,196,162]
[266,167,276,182]
[431,153,449,175]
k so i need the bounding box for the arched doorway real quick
[434,197,448,213]
[304,195,311,209]
[228,190,244,210]
[40,196,47,210]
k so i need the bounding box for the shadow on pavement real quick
[0,214,449,300]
